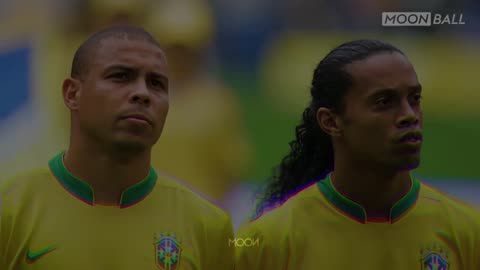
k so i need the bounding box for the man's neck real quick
[64,139,151,205]
[330,161,412,220]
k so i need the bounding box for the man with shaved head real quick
[0,25,234,270]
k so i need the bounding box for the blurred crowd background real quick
[1,0,479,228]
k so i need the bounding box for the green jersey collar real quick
[317,174,420,224]
[49,152,157,208]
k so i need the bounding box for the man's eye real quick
[413,94,422,102]
[150,78,166,90]
[109,73,129,80]
[376,96,392,106]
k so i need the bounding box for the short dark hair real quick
[71,25,161,79]
[253,39,405,218]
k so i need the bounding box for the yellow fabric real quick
[235,182,480,269]
[0,167,234,269]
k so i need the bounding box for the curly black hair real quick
[253,39,404,218]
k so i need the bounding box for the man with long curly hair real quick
[235,39,480,269]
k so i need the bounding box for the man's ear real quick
[62,78,81,110]
[316,107,342,137]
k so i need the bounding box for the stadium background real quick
[1,0,479,227]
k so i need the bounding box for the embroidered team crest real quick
[153,232,182,270]
[420,242,449,270]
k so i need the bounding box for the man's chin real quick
[111,139,150,154]
[397,158,421,172]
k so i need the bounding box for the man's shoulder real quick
[0,167,53,215]
[1,167,53,196]
[420,182,480,227]
[154,171,230,221]
[237,183,319,238]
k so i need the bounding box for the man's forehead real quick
[96,37,166,59]
[92,37,167,67]
[348,53,411,76]
[346,53,418,94]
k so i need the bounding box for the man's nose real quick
[396,100,419,128]
[130,80,151,106]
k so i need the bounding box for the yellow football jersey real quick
[0,152,234,269]
[235,175,480,269]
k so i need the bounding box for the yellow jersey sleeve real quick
[0,180,10,269]
[470,217,480,268]
[436,194,480,269]
[0,179,18,270]
[0,192,3,270]
[457,204,480,268]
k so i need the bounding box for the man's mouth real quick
[121,114,152,125]
[398,131,423,143]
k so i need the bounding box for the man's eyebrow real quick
[101,64,168,83]
[149,71,168,81]
[368,84,422,98]
[367,88,398,98]
[409,84,422,92]
[102,65,135,74]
